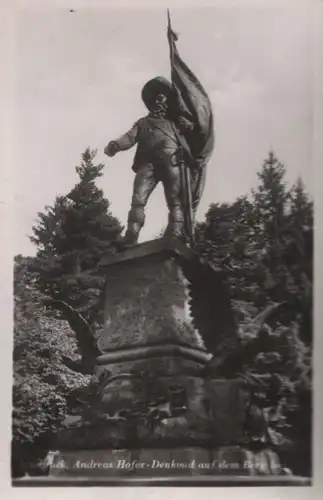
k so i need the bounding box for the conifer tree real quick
[30,148,122,326]
[196,151,313,475]
[197,151,313,341]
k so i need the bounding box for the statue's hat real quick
[141,77,174,111]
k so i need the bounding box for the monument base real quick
[50,239,289,482]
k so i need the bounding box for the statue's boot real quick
[163,221,187,244]
[112,222,141,251]
[163,210,188,244]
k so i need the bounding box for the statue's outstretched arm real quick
[104,122,138,157]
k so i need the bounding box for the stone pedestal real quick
[50,238,282,479]
[98,237,205,351]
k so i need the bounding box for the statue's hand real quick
[104,141,120,157]
[178,116,194,132]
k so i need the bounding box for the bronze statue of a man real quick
[105,76,196,247]
[105,13,215,248]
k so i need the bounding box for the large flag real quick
[167,10,215,213]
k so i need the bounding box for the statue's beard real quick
[149,101,168,118]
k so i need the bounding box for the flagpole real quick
[184,160,195,244]
[178,148,195,246]
[167,9,195,246]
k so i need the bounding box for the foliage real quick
[196,151,313,342]
[12,149,313,477]
[12,255,89,477]
[196,151,313,475]
[13,150,124,476]
[30,148,122,325]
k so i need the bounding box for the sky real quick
[14,5,314,256]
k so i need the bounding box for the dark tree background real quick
[12,149,313,477]
[12,149,122,477]
[195,151,313,475]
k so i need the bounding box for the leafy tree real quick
[12,255,89,477]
